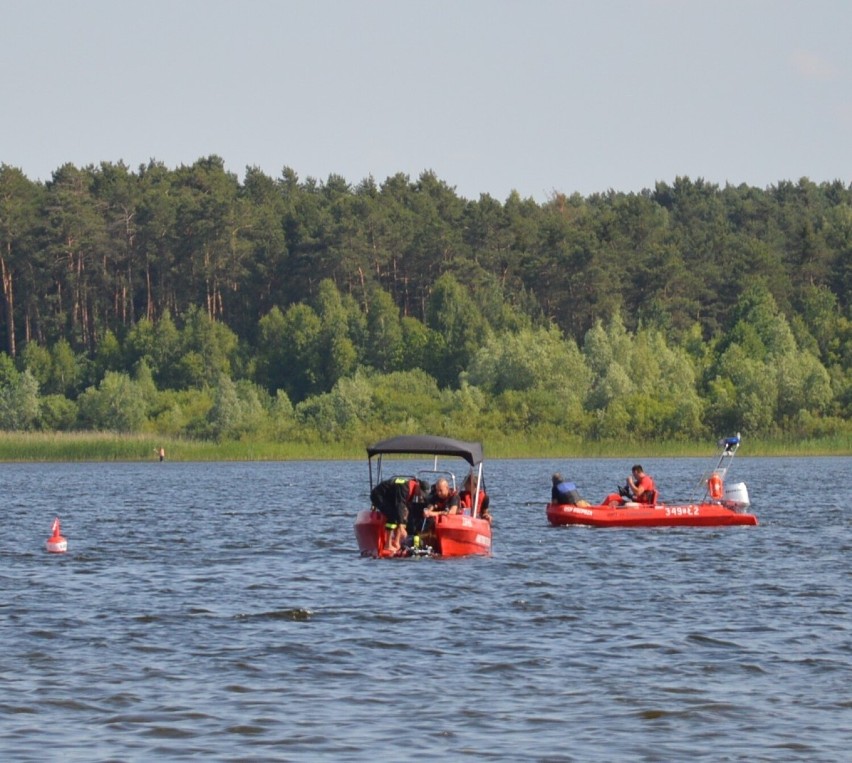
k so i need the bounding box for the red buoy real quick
[46,517,67,554]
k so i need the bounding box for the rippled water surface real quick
[2,456,850,761]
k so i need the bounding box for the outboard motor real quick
[723,482,750,509]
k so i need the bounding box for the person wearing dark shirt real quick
[551,473,587,505]
[370,476,424,554]
[423,478,460,518]
[416,477,461,548]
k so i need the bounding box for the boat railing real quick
[416,469,458,492]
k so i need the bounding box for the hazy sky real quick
[2,0,850,201]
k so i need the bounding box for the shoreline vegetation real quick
[0,166,848,455]
[1,431,849,462]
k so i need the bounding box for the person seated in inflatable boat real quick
[627,465,656,503]
[605,465,658,506]
[551,473,590,507]
[603,464,657,506]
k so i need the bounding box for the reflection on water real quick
[1,457,849,761]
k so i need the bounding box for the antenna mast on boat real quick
[697,433,741,501]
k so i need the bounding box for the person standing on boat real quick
[627,465,656,503]
[370,477,425,554]
[551,473,589,506]
[459,474,491,523]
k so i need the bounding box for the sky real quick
[2,0,850,202]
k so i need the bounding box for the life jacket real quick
[635,475,656,504]
[554,480,582,505]
[397,476,420,503]
[371,477,420,519]
[459,488,488,515]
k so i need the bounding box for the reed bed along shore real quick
[0,432,354,462]
[0,431,848,462]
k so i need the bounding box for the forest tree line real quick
[0,157,849,444]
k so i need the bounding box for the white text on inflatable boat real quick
[566,507,594,516]
[664,505,700,517]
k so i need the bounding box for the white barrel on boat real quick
[724,482,750,508]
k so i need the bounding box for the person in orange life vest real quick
[423,478,460,519]
[459,474,491,523]
[627,464,656,503]
[603,464,657,506]
[370,476,425,553]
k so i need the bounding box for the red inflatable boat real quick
[546,435,758,529]
[546,499,757,528]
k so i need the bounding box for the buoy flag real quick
[46,516,67,554]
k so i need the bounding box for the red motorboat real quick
[355,434,492,558]
[547,435,758,528]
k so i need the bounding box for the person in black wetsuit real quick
[370,476,425,553]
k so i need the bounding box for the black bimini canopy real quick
[367,435,483,466]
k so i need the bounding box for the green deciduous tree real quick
[294,371,374,440]
[369,368,442,431]
[76,371,148,432]
[208,375,242,440]
[314,279,360,387]
[425,273,490,387]
[177,305,239,388]
[256,303,323,402]
[364,285,404,373]
[467,325,591,399]
[0,366,40,429]
[49,339,83,397]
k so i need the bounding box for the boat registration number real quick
[664,505,700,517]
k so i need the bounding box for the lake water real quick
[1,456,850,761]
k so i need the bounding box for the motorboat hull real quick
[430,513,492,556]
[355,509,492,557]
